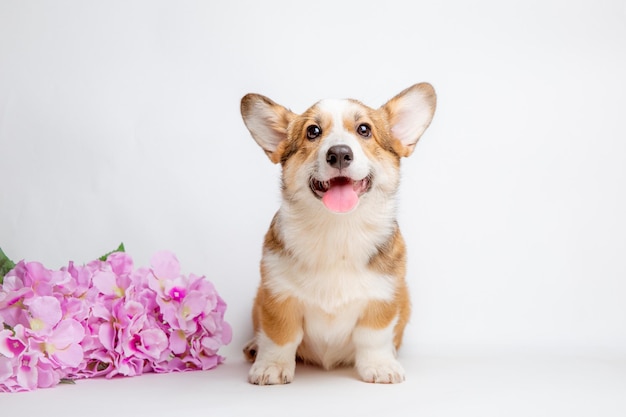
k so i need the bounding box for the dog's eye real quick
[357,124,372,138]
[306,125,322,141]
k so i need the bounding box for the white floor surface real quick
[3,352,625,417]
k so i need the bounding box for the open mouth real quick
[309,175,372,213]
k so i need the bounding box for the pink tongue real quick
[322,181,359,213]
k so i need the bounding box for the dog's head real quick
[240,83,436,214]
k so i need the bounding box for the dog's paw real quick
[357,359,405,384]
[248,361,295,385]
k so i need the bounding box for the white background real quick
[1,1,625,415]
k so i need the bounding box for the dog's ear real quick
[241,94,295,164]
[381,83,436,157]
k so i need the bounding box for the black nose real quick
[326,145,353,169]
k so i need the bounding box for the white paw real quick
[357,359,405,384]
[248,361,295,385]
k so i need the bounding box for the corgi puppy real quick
[240,83,436,384]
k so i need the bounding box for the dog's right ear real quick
[241,94,295,164]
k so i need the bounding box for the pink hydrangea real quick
[0,249,231,392]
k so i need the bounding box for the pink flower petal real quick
[91,303,110,320]
[201,336,221,353]
[23,261,52,288]
[199,354,221,370]
[93,270,123,297]
[159,302,179,329]
[98,322,115,351]
[0,356,13,382]
[26,296,62,331]
[114,356,144,377]
[153,357,186,373]
[106,252,133,277]
[52,342,84,368]
[35,360,62,388]
[0,272,25,291]
[169,330,187,354]
[16,354,39,391]
[0,329,27,358]
[49,269,72,287]
[138,329,168,359]
[150,250,180,280]
[122,300,145,319]
[221,322,233,345]
[50,319,85,347]
[181,291,206,320]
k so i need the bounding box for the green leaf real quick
[0,247,16,285]
[98,242,126,261]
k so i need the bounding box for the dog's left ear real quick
[381,83,436,157]
[241,93,295,164]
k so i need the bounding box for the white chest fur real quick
[299,301,365,368]
[264,203,397,312]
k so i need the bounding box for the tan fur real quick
[365,226,411,347]
[253,286,302,346]
[241,83,436,384]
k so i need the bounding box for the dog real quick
[240,83,436,384]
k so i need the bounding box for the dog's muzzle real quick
[309,175,371,213]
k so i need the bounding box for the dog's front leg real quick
[353,301,406,384]
[248,331,302,385]
[248,292,303,385]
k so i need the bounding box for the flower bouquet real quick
[0,244,232,392]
